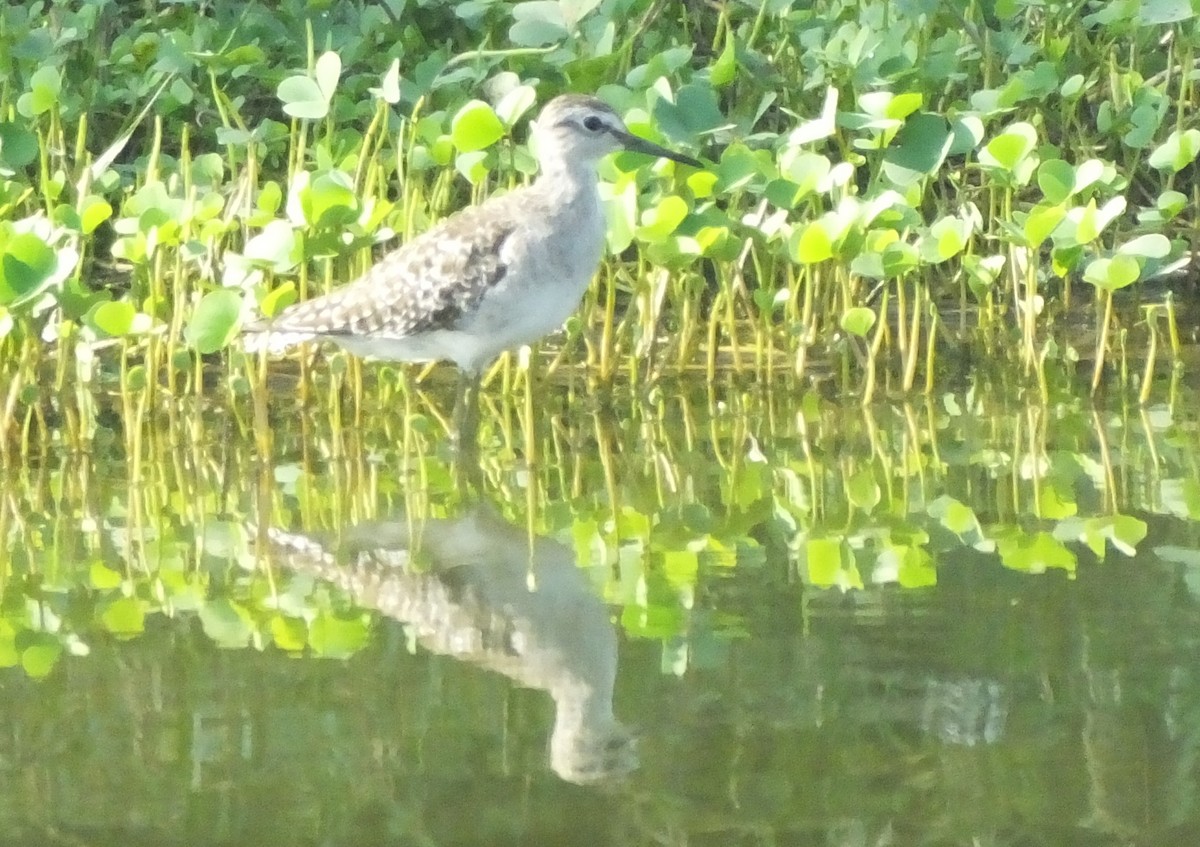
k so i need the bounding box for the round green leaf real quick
[840,306,877,337]
[451,100,505,153]
[185,289,243,353]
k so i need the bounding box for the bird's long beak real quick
[611,129,702,168]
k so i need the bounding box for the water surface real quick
[2,380,1198,845]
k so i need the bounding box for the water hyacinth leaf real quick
[637,195,689,242]
[1157,189,1187,218]
[495,84,537,127]
[277,75,329,120]
[840,306,876,337]
[371,58,401,104]
[709,33,738,86]
[882,241,919,277]
[882,113,951,187]
[1148,128,1200,172]
[1024,202,1066,248]
[1060,74,1086,98]
[314,51,341,102]
[81,196,114,234]
[245,220,299,271]
[455,150,490,183]
[85,300,138,337]
[451,100,505,152]
[947,115,984,156]
[1123,102,1162,148]
[185,289,243,353]
[1083,254,1141,291]
[789,86,838,145]
[303,171,358,228]
[653,83,724,140]
[560,0,602,28]
[0,121,38,169]
[260,281,297,318]
[510,1,567,46]
[601,177,637,252]
[792,221,834,264]
[1072,158,1108,195]
[1037,159,1075,203]
[715,144,768,193]
[0,232,57,306]
[924,216,970,262]
[979,122,1038,172]
[1117,233,1170,259]
[19,65,61,116]
[1139,0,1195,23]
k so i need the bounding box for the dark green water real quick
[2,383,1199,846]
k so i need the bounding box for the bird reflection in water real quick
[260,505,636,785]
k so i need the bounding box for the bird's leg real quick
[452,368,482,449]
[451,369,485,493]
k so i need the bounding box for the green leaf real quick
[882,113,951,187]
[86,300,138,337]
[0,121,38,169]
[1024,202,1065,249]
[1117,234,1171,259]
[245,220,299,271]
[450,100,505,153]
[980,122,1038,172]
[1139,0,1194,25]
[637,195,689,242]
[80,196,114,234]
[1037,159,1075,203]
[303,171,357,228]
[1083,254,1141,291]
[0,232,58,306]
[1148,128,1200,172]
[840,306,876,337]
[185,289,243,353]
[277,76,329,120]
[373,58,402,105]
[509,2,567,47]
[792,221,833,264]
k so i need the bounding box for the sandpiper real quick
[243,94,701,443]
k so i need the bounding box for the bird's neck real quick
[534,158,600,198]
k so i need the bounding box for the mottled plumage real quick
[243,93,700,441]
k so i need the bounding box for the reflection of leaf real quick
[101,597,145,637]
[200,598,253,648]
[309,612,370,658]
[998,531,1076,575]
[21,635,63,679]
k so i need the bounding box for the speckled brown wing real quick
[263,201,518,340]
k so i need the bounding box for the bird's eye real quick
[582,115,604,132]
